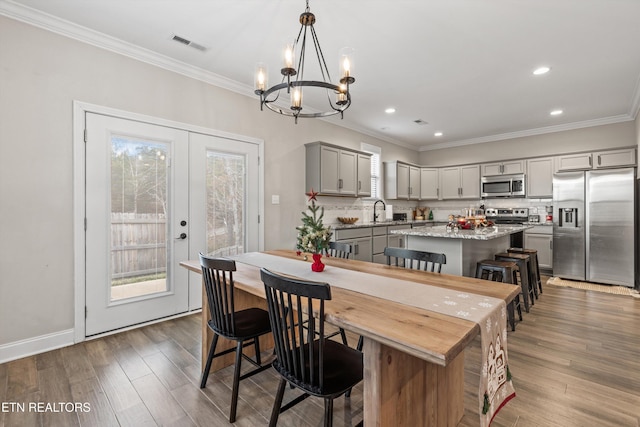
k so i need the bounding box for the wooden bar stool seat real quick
[508,247,542,296]
[495,252,534,312]
[475,259,523,331]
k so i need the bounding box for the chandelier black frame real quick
[254,0,355,123]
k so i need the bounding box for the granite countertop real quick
[333,220,447,230]
[389,224,533,240]
[522,222,553,226]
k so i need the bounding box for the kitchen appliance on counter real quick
[481,173,526,198]
[553,168,635,287]
[393,213,407,221]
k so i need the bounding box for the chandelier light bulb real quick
[283,42,296,73]
[254,63,268,93]
[291,88,303,110]
[339,47,355,84]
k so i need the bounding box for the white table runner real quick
[227,252,516,426]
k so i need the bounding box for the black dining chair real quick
[384,246,447,272]
[325,241,352,259]
[320,241,352,346]
[199,254,272,423]
[260,268,364,427]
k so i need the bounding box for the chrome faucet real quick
[373,199,386,223]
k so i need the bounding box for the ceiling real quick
[3,0,640,150]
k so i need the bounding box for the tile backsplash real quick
[308,196,553,226]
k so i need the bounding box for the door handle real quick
[176,233,187,240]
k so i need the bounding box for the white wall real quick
[0,16,416,350]
[419,122,636,166]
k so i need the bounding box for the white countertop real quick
[389,224,533,240]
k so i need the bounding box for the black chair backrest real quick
[327,241,352,259]
[199,253,239,337]
[384,247,446,272]
[260,268,331,393]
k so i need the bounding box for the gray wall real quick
[0,16,415,347]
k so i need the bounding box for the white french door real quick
[187,133,261,309]
[85,113,190,335]
[82,109,263,336]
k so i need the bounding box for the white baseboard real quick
[0,329,75,364]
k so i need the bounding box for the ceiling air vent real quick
[171,34,207,52]
[413,119,429,125]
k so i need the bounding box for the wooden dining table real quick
[180,249,520,426]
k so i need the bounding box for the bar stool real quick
[495,252,534,312]
[508,248,542,296]
[475,259,523,331]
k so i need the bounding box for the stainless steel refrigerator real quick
[552,168,635,287]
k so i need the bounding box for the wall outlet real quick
[271,195,280,205]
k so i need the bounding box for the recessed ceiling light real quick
[434,132,443,137]
[550,109,563,116]
[533,66,551,75]
[385,107,396,114]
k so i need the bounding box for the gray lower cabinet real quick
[372,224,411,264]
[334,227,372,262]
[372,227,387,264]
[524,226,553,271]
[336,224,412,264]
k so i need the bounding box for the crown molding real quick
[418,114,635,152]
[0,0,253,96]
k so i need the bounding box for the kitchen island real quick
[390,224,533,277]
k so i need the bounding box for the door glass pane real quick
[110,136,169,301]
[206,151,245,256]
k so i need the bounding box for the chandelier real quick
[254,0,355,123]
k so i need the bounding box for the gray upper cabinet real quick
[593,148,636,169]
[555,153,593,171]
[357,153,372,197]
[481,160,524,176]
[526,157,554,198]
[420,168,440,200]
[441,165,480,199]
[555,148,636,171]
[305,142,371,197]
[384,161,421,200]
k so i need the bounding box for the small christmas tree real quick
[296,188,333,254]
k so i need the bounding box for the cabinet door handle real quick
[550,240,553,250]
[338,178,343,189]
[589,156,592,167]
[437,188,439,197]
[597,155,601,166]
[354,244,359,255]
[358,180,361,190]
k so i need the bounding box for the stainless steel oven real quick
[481,173,526,198]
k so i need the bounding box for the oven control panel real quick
[485,207,529,217]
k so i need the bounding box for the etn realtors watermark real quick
[2,402,91,413]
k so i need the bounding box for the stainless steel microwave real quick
[481,173,526,198]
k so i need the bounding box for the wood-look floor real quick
[1,281,639,427]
